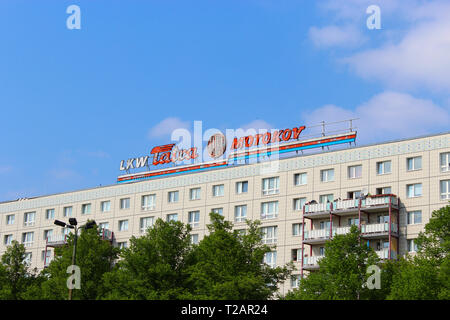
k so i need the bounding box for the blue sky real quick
[0,0,449,201]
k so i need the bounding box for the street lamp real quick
[53,218,96,300]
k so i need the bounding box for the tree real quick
[285,226,380,300]
[388,205,450,300]
[102,218,194,299]
[186,212,293,299]
[0,241,40,300]
[39,223,120,300]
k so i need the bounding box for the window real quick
[377,215,389,223]
[292,223,302,236]
[376,240,389,251]
[319,194,334,203]
[101,201,111,212]
[118,242,128,249]
[291,249,301,262]
[140,217,154,233]
[190,234,199,245]
[188,211,200,228]
[236,181,248,194]
[212,184,224,197]
[118,220,129,231]
[319,247,325,256]
[291,275,301,288]
[81,203,91,214]
[6,214,15,225]
[320,221,331,230]
[407,239,418,253]
[407,211,422,225]
[294,173,307,186]
[24,212,35,227]
[190,188,201,200]
[261,226,277,244]
[320,169,334,182]
[141,194,156,211]
[376,187,392,195]
[45,209,55,220]
[440,152,450,172]
[43,229,53,240]
[407,156,422,171]
[168,191,179,203]
[63,206,72,217]
[263,251,277,268]
[293,198,306,211]
[41,250,51,264]
[261,201,278,219]
[98,222,109,230]
[441,180,450,200]
[377,161,391,175]
[348,165,362,179]
[120,198,130,210]
[234,205,247,223]
[4,234,13,246]
[347,191,362,199]
[262,177,279,195]
[348,218,359,226]
[407,183,422,198]
[22,232,34,247]
[212,208,223,215]
[24,252,32,265]
[167,213,178,222]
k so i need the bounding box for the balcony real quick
[304,195,399,217]
[46,229,114,247]
[303,223,397,243]
[46,234,68,247]
[375,249,397,260]
[303,255,323,270]
[22,241,33,248]
[361,222,398,238]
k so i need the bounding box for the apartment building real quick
[0,131,449,295]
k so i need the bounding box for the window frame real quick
[348,165,362,179]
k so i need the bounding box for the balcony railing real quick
[361,222,398,235]
[22,241,33,247]
[304,195,398,214]
[303,255,324,266]
[304,223,397,241]
[46,234,68,246]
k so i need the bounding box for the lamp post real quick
[54,218,96,300]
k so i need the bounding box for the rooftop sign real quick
[117,123,357,183]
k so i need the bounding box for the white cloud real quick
[345,17,450,92]
[309,25,366,48]
[311,0,450,92]
[304,91,450,144]
[148,117,190,139]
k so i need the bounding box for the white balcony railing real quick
[334,199,359,211]
[376,249,389,259]
[304,195,398,214]
[305,202,330,213]
[46,234,67,245]
[333,226,351,235]
[22,241,33,247]
[305,223,398,241]
[361,223,398,234]
[304,229,330,240]
[303,255,324,266]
